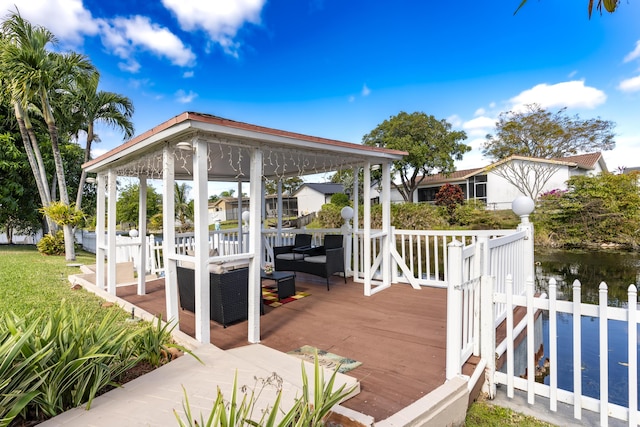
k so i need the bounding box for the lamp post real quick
[512,195,535,282]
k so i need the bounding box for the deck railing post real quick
[480,274,496,398]
[446,239,463,380]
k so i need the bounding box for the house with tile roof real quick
[395,152,607,210]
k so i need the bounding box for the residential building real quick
[294,183,344,215]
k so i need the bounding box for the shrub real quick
[329,193,350,207]
[317,204,343,228]
[435,184,464,224]
[0,303,146,422]
[36,231,66,255]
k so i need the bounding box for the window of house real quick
[468,175,487,203]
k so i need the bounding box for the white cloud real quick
[361,84,371,97]
[176,89,198,103]
[618,75,640,93]
[463,116,496,137]
[0,0,98,45]
[99,16,196,69]
[624,40,640,63]
[509,80,606,111]
[119,59,141,73]
[474,108,485,116]
[183,71,195,78]
[161,0,266,57]
[447,114,463,128]
[348,95,355,103]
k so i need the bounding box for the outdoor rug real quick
[262,285,310,308]
[287,345,362,373]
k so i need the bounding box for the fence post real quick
[598,282,608,427]
[446,239,463,380]
[513,196,535,283]
[628,285,637,427]
[480,274,496,398]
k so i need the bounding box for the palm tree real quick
[515,0,619,17]
[175,183,193,232]
[60,77,135,210]
[1,10,97,260]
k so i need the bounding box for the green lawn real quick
[0,245,124,319]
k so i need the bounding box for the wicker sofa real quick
[176,265,249,327]
[273,234,346,290]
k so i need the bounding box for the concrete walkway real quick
[41,342,362,426]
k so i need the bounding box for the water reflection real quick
[535,249,640,306]
[533,248,640,408]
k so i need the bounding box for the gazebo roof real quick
[83,112,406,180]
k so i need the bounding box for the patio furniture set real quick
[176,234,346,327]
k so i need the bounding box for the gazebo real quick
[83,112,407,344]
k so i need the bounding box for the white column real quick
[381,161,391,287]
[106,169,117,294]
[95,173,106,290]
[446,240,463,379]
[193,138,210,344]
[238,180,244,252]
[363,162,371,295]
[137,174,147,295]
[352,167,359,280]
[163,145,179,326]
[248,148,263,343]
[276,180,283,246]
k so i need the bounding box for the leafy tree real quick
[58,77,135,211]
[483,104,615,161]
[483,104,615,200]
[515,0,620,18]
[116,184,162,226]
[362,111,469,202]
[219,189,235,198]
[0,132,41,242]
[264,176,304,195]
[534,173,640,248]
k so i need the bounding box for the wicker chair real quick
[176,266,249,327]
[274,234,346,291]
[273,233,313,271]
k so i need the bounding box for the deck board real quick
[117,272,448,421]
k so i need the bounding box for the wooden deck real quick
[117,273,448,421]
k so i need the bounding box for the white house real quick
[381,152,607,209]
[294,183,344,215]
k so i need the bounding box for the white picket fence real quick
[491,277,639,426]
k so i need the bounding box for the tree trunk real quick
[42,93,75,261]
[12,103,57,233]
[75,123,94,209]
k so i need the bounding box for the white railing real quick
[491,277,639,427]
[378,229,516,288]
[445,228,531,380]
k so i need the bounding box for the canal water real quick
[534,249,640,408]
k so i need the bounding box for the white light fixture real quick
[176,141,192,151]
[340,206,354,221]
[85,177,96,184]
[129,229,139,238]
[241,211,250,224]
[512,196,535,223]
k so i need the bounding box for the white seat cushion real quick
[276,253,305,261]
[303,255,326,264]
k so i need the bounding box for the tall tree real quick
[482,104,615,161]
[1,11,97,260]
[59,77,134,211]
[362,111,469,202]
[264,177,304,195]
[116,183,162,226]
[516,0,620,18]
[483,104,615,200]
[174,182,193,232]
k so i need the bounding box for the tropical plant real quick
[134,316,196,368]
[362,111,470,202]
[116,183,162,225]
[175,182,193,232]
[175,351,354,426]
[1,10,98,260]
[36,230,66,255]
[59,77,135,211]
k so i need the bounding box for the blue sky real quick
[3,0,640,187]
